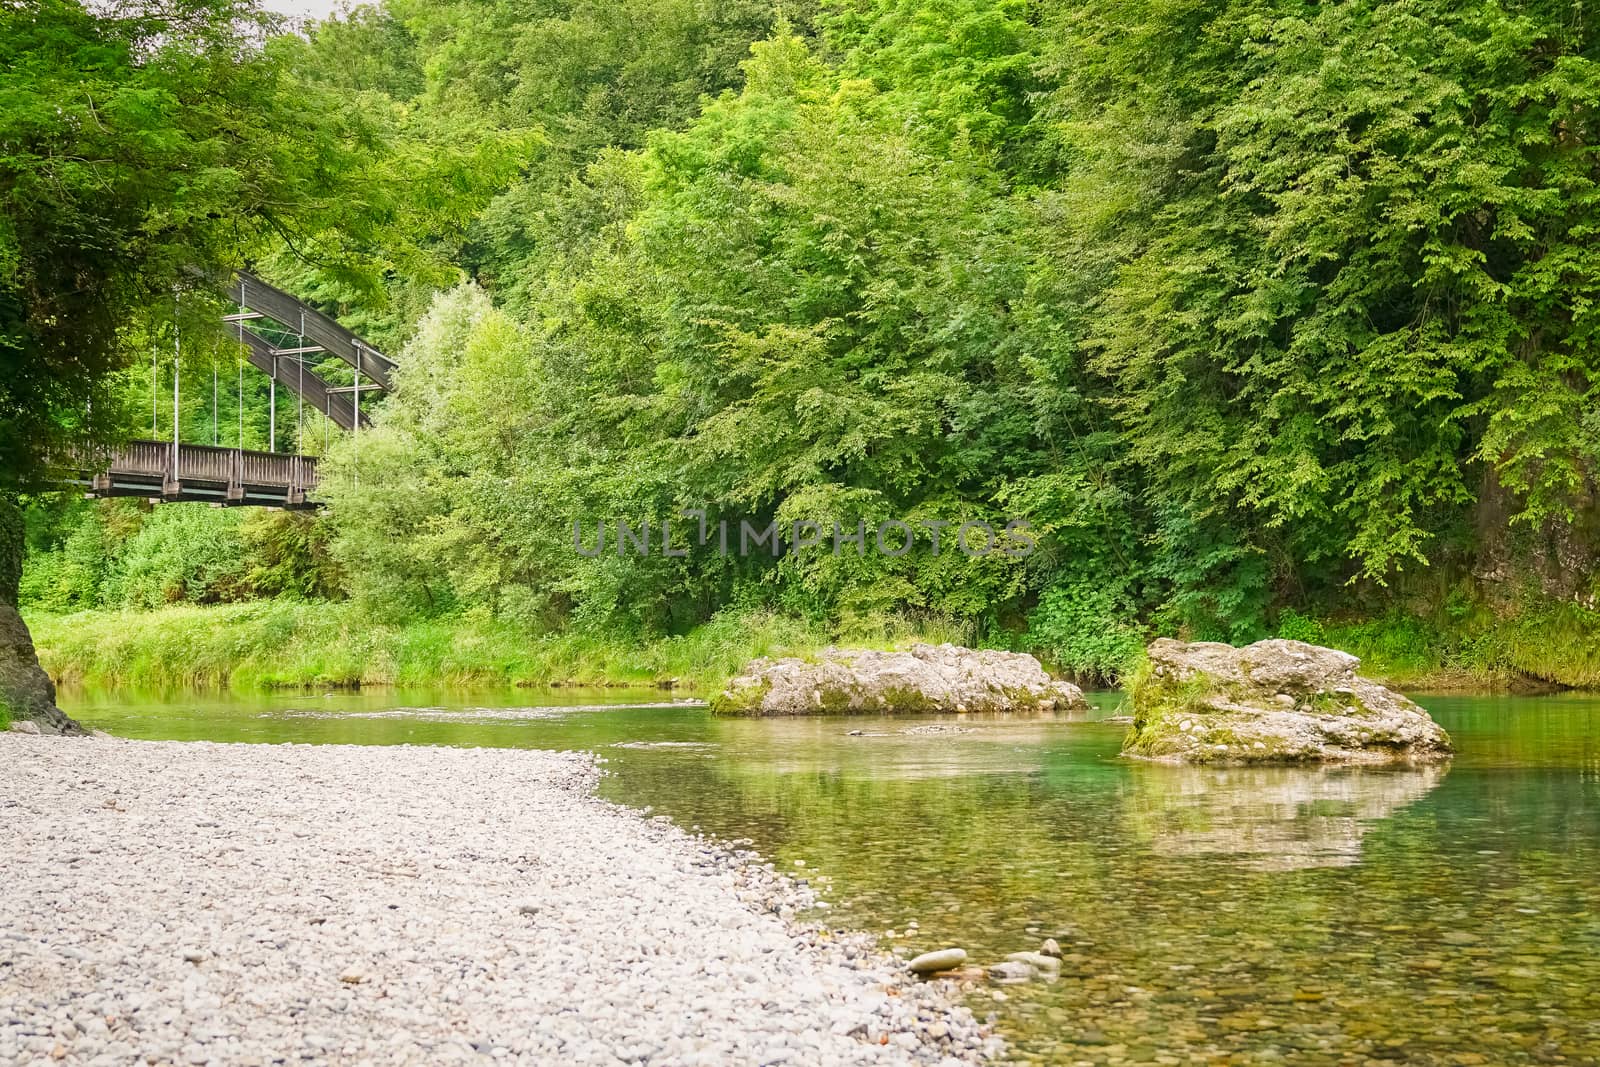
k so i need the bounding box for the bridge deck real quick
[67,441,320,509]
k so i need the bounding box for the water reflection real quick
[1124,762,1449,870]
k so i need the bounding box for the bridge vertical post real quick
[297,309,306,456]
[287,454,306,508]
[269,359,277,453]
[168,309,180,499]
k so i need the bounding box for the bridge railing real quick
[236,449,318,490]
[61,441,321,508]
[106,440,171,478]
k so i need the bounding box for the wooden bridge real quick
[66,270,391,508]
[70,440,320,509]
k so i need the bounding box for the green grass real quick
[1120,658,1229,758]
[25,602,971,694]
[32,591,1600,698]
[1276,598,1600,691]
[1494,602,1600,688]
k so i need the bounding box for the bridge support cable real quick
[238,293,246,449]
[269,367,276,452]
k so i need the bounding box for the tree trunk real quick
[0,496,83,735]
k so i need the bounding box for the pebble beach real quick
[0,734,995,1065]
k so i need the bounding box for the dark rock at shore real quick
[0,605,82,736]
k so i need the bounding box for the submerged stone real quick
[906,948,968,974]
[1121,638,1453,765]
[711,643,1087,716]
[1006,951,1061,973]
[986,960,1035,982]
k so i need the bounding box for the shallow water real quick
[67,688,1600,1065]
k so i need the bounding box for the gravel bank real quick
[0,734,996,1065]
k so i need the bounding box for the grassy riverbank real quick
[1275,602,1600,692]
[27,597,1600,695]
[26,604,970,693]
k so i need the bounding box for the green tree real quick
[333,25,1059,633]
[0,0,404,730]
[1035,0,1600,634]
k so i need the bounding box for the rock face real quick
[711,644,1088,716]
[1122,638,1452,765]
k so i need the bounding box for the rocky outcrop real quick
[711,643,1088,716]
[1121,638,1451,765]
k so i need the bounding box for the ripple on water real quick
[272,701,705,722]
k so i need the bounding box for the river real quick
[64,687,1600,1065]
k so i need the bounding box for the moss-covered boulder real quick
[1122,638,1452,765]
[711,643,1088,716]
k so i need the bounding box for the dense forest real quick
[15,0,1600,689]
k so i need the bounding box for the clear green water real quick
[66,688,1600,1065]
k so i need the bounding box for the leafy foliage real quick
[21,498,337,609]
[18,0,1600,686]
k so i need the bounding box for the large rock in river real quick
[711,643,1088,716]
[1121,638,1452,764]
